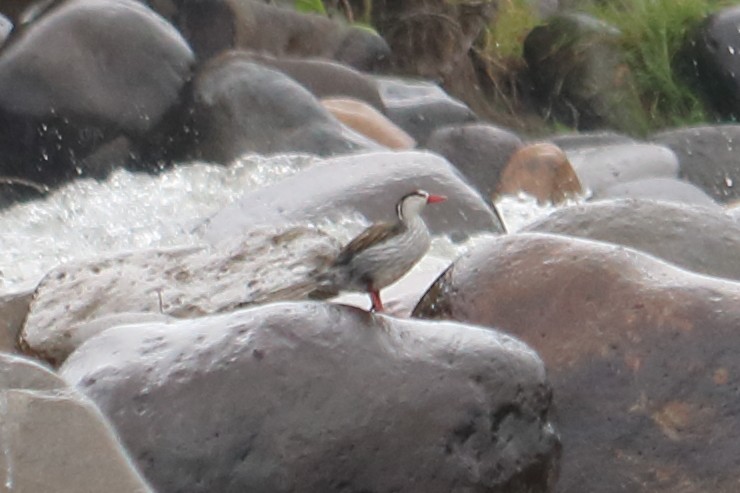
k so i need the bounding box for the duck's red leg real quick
[369,288,384,312]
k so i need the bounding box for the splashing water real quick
[0,154,565,296]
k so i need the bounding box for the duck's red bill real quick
[427,194,447,203]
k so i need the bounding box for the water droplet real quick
[729,46,736,55]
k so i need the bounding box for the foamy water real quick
[0,154,567,294]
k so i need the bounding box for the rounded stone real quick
[522,199,740,281]
[61,302,560,493]
[497,142,582,204]
[415,232,740,493]
[426,123,523,200]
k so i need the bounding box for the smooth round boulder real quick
[596,177,719,207]
[524,13,647,133]
[496,142,582,204]
[187,52,380,163]
[426,123,523,200]
[523,199,740,280]
[375,77,478,144]
[566,142,679,195]
[248,54,386,111]
[200,151,505,243]
[148,0,389,70]
[547,130,635,150]
[688,6,740,120]
[651,125,740,203]
[321,98,415,149]
[415,232,740,493]
[61,302,560,493]
[0,0,194,183]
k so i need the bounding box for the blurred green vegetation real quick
[480,0,736,131]
[298,0,737,133]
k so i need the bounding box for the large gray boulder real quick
[201,151,504,244]
[187,53,380,163]
[0,0,194,184]
[565,143,679,195]
[147,0,389,70]
[651,125,740,203]
[61,302,560,493]
[1,352,153,493]
[522,199,740,281]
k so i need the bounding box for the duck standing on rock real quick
[312,189,446,312]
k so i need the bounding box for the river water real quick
[0,153,561,302]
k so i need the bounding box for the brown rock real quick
[496,142,582,204]
[321,97,415,149]
[415,232,740,493]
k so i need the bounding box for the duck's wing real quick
[334,222,405,266]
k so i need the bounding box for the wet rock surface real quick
[0,0,194,184]
[201,151,504,243]
[0,288,32,352]
[415,232,740,493]
[61,302,560,493]
[21,227,340,365]
[524,13,647,134]
[523,199,740,280]
[1,352,154,493]
[689,6,740,120]
[426,123,523,201]
[321,97,415,149]
[249,54,386,112]
[596,177,719,206]
[375,77,478,144]
[651,125,740,203]
[149,0,389,69]
[566,142,679,195]
[187,53,380,163]
[497,142,582,204]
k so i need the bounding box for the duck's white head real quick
[396,190,446,221]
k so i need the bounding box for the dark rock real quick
[523,199,740,280]
[426,123,523,200]
[187,52,380,163]
[148,0,390,70]
[61,302,560,493]
[376,77,477,144]
[0,0,36,23]
[497,142,582,204]
[566,142,679,195]
[0,0,194,185]
[247,54,386,112]
[651,125,740,203]
[200,151,504,243]
[524,13,647,134]
[369,0,496,118]
[547,130,635,150]
[1,352,155,492]
[596,177,719,207]
[414,232,740,493]
[688,6,740,120]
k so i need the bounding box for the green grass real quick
[584,0,735,129]
[480,0,736,132]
